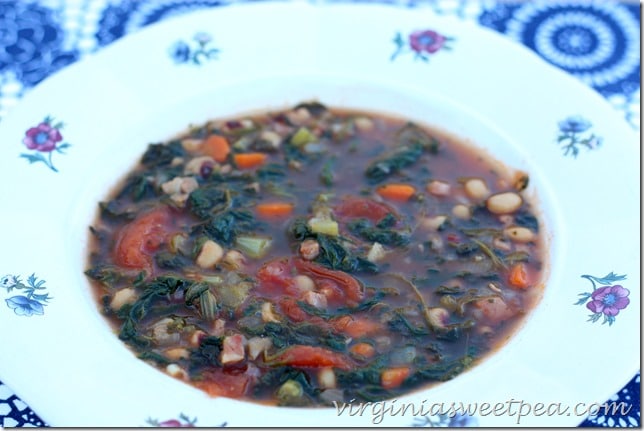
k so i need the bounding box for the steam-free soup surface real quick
[86,103,544,405]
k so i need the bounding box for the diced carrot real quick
[331,315,382,338]
[256,202,294,219]
[508,263,530,289]
[202,134,230,163]
[376,184,416,202]
[349,342,375,359]
[381,367,410,390]
[234,152,267,169]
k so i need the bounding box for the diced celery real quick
[214,281,252,309]
[307,217,339,236]
[169,233,189,255]
[290,127,317,147]
[277,380,303,405]
[199,290,218,322]
[235,235,272,259]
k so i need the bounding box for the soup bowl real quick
[0,2,638,427]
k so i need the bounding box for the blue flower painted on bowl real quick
[19,116,71,172]
[558,116,592,134]
[412,412,478,427]
[575,272,629,325]
[6,296,45,317]
[391,29,455,62]
[169,32,220,65]
[1,273,52,317]
[556,115,602,158]
[170,41,191,64]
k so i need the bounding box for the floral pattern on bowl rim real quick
[556,116,602,158]
[391,29,455,62]
[1,273,52,317]
[144,413,227,428]
[575,272,629,326]
[19,116,71,172]
[169,32,220,65]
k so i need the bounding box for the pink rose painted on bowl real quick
[409,30,446,54]
[23,121,62,152]
[19,116,71,172]
[391,29,454,62]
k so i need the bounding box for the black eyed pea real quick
[503,226,535,243]
[486,192,523,215]
[427,307,450,329]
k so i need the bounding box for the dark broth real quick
[86,103,545,406]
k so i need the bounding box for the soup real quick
[85,102,545,406]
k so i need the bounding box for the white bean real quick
[294,275,316,292]
[354,117,374,132]
[165,348,190,360]
[367,242,386,262]
[223,250,246,269]
[261,302,281,323]
[181,138,202,152]
[110,287,138,310]
[427,180,451,196]
[166,364,188,380]
[180,177,199,194]
[303,291,328,309]
[196,240,224,268]
[464,178,490,200]
[259,131,282,149]
[161,177,183,195]
[420,215,447,231]
[318,368,337,389]
[452,204,471,220]
[486,192,523,214]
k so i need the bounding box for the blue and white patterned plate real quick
[0,1,639,427]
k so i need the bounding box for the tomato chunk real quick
[331,315,382,338]
[113,207,171,271]
[256,258,299,296]
[195,368,251,398]
[268,345,352,370]
[293,258,364,305]
[334,196,397,224]
[278,297,308,322]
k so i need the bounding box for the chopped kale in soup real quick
[85,103,545,405]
